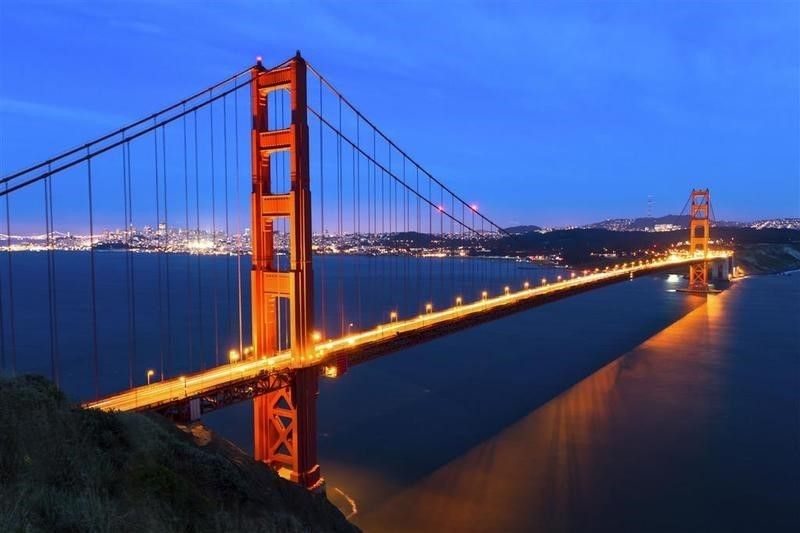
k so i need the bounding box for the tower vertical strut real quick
[688,189,711,291]
[250,53,322,491]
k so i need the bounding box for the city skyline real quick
[2,1,798,226]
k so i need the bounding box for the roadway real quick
[84,252,730,413]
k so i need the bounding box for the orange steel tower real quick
[250,53,321,490]
[688,189,711,291]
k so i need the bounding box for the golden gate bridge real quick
[0,53,731,491]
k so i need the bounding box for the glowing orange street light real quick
[481,290,488,301]
[312,331,322,342]
[455,296,463,306]
[390,311,398,322]
[504,286,510,295]
[425,303,433,314]
[229,349,240,364]
[146,369,155,385]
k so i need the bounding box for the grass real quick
[0,375,357,533]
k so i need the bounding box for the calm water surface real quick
[209,275,799,531]
[3,253,797,531]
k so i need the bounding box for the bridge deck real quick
[84,253,729,415]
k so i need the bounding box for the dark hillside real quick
[0,375,358,533]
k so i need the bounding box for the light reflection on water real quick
[343,275,799,532]
[203,271,714,527]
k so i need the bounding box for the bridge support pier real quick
[254,367,322,491]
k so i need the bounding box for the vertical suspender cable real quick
[45,165,59,386]
[234,80,244,358]
[337,96,344,336]
[210,99,220,365]
[223,94,232,353]
[127,141,138,385]
[162,126,172,379]
[318,79,326,335]
[183,107,193,371]
[193,110,204,369]
[154,120,165,380]
[86,152,100,397]
[4,182,16,375]
[353,133,361,328]
[122,140,132,387]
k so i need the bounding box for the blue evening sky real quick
[1,0,798,227]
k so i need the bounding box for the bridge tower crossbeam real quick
[250,53,322,491]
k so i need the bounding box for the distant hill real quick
[504,224,542,234]
[581,215,753,231]
[579,216,798,232]
[488,226,800,268]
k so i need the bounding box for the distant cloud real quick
[108,19,165,36]
[0,97,126,126]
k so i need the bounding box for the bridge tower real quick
[688,189,711,291]
[250,53,322,490]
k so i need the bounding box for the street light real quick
[390,311,398,322]
[523,281,530,289]
[312,331,322,342]
[455,296,462,306]
[504,286,510,295]
[481,290,488,301]
[229,349,239,364]
[348,322,354,335]
[425,303,433,314]
[556,275,562,282]
[541,278,547,286]
[570,272,576,279]
[146,369,155,385]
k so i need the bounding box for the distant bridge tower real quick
[688,189,710,291]
[250,53,322,490]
